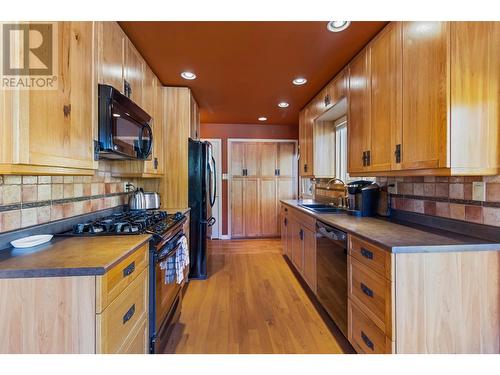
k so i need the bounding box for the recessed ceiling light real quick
[278,102,289,108]
[181,71,196,80]
[292,77,307,86]
[327,21,351,33]
[258,117,267,122]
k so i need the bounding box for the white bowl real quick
[10,235,54,249]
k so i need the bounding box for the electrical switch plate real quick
[472,181,486,201]
[222,173,228,180]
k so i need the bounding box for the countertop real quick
[281,200,500,253]
[0,234,151,279]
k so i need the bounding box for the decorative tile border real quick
[391,193,500,208]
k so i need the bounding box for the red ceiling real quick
[119,21,387,125]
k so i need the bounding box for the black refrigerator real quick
[188,139,216,279]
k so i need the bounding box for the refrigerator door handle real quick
[210,156,217,207]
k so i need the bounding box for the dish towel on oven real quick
[160,254,176,284]
[175,235,189,284]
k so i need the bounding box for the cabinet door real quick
[153,77,164,174]
[260,143,278,177]
[243,178,260,237]
[369,22,401,172]
[278,142,296,177]
[298,110,308,176]
[97,22,124,91]
[26,22,95,170]
[348,48,371,174]
[302,227,317,293]
[230,178,245,237]
[325,68,347,109]
[280,213,288,255]
[450,22,499,173]
[142,66,155,116]
[260,178,278,237]
[230,142,245,176]
[304,109,315,176]
[245,143,260,177]
[190,94,200,140]
[401,21,449,170]
[124,40,144,106]
[290,221,303,272]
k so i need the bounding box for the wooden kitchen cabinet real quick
[347,234,499,354]
[190,93,200,139]
[97,21,125,93]
[161,87,199,209]
[280,203,317,292]
[0,243,150,354]
[347,47,371,174]
[124,38,145,107]
[0,21,97,175]
[368,22,401,172]
[230,142,297,238]
[346,21,499,176]
[400,21,449,171]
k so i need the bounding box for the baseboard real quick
[219,235,231,240]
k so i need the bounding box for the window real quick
[335,117,348,182]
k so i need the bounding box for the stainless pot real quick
[128,188,146,210]
[144,192,161,210]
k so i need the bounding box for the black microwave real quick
[97,84,153,160]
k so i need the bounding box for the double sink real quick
[298,203,346,214]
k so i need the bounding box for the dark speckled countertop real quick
[0,234,151,279]
[281,200,500,253]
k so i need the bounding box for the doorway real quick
[201,138,223,239]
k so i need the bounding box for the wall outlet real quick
[472,181,486,201]
[222,173,228,180]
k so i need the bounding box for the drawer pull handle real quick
[123,304,136,324]
[360,247,373,260]
[360,282,374,298]
[123,261,136,277]
[361,331,374,351]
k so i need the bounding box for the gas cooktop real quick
[59,210,185,237]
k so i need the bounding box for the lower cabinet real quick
[280,203,317,293]
[0,243,150,354]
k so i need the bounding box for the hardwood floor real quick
[165,239,353,354]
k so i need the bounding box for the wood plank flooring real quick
[165,239,352,354]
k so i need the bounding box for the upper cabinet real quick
[347,21,499,176]
[190,93,200,140]
[124,40,145,107]
[400,21,449,171]
[0,21,97,175]
[97,22,164,178]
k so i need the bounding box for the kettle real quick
[128,187,146,210]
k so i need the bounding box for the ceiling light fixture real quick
[258,117,267,122]
[292,77,307,86]
[327,21,351,33]
[180,71,197,80]
[278,102,289,108]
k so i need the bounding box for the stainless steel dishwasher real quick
[316,221,348,337]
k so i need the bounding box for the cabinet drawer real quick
[96,268,148,354]
[349,256,392,336]
[349,235,392,280]
[118,317,148,354]
[96,243,149,312]
[348,299,392,354]
[281,204,289,216]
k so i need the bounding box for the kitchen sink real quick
[298,203,345,213]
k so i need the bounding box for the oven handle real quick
[156,242,182,263]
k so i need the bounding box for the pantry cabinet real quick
[230,142,297,238]
[0,21,97,175]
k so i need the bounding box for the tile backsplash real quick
[312,175,500,228]
[378,175,500,227]
[0,161,159,233]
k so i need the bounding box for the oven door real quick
[152,241,182,353]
